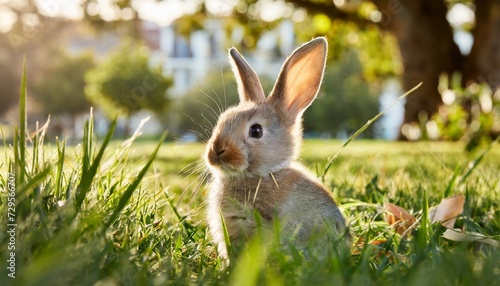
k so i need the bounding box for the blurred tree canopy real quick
[85,42,172,119]
[77,0,500,140]
[178,0,499,140]
[2,0,499,140]
[169,0,500,141]
[0,37,19,116]
[304,51,378,138]
[0,0,149,121]
[32,51,95,118]
[0,11,70,118]
[430,74,500,150]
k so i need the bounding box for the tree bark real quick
[463,0,500,89]
[371,0,463,139]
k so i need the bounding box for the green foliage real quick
[1,70,174,284]
[429,74,500,150]
[305,17,401,81]
[32,51,95,116]
[178,1,400,82]
[304,51,379,138]
[85,41,172,118]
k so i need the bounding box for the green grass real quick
[1,67,500,285]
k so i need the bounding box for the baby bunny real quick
[205,37,347,259]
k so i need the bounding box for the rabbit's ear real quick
[269,37,327,120]
[229,48,266,103]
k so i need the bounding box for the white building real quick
[142,19,296,97]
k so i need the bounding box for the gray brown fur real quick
[205,37,347,259]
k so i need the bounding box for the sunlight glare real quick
[257,0,288,22]
[35,0,84,20]
[0,6,17,32]
[205,0,237,17]
[447,3,474,28]
[134,0,201,26]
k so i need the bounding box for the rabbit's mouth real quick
[209,160,248,177]
[219,164,247,176]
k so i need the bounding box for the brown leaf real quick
[352,237,409,263]
[429,194,465,228]
[352,238,387,255]
[384,202,417,235]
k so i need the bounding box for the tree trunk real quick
[463,0,500,89]
[372,0,463,139]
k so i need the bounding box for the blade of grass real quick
[229,233,268,286]
[164,190,184,222]
[444,165,461,198]
[321,82,422,181]
[164,190,197,237]
[86,108,94,165]
[75,117,117,209]
[13,126,19,176]
[30,118,50,177]
[18,57,27,183]
[32,121,39,175]
[16,166,51,217]
[458,136,499,185]
[103,132,167,232]
[417,187,429,253]
[220,210,232,259]
[81,117,91,183]
[55,138,66,198]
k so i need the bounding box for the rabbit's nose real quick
[212,138,226,156]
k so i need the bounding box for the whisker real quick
[208,75,224,114]
[220,67,228,110]
[198,78,223,115]
[178,160,204,177]
[199,111,215,132]
[181,163,207,186]
[186,125,209,143]
[194,99,219,123]
[186,164,208,179]
[176,160,209,208]
[183,113,211,142]
[180,169,209,209]
[187,124,210,144]
[195,82,223,119]
[188,171,210,207]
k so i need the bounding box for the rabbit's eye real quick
[249,124,263,139]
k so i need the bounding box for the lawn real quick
[1,123,499,285]
[1,67,499,285]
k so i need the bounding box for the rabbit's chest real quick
[219,177,287,221]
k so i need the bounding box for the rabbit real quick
[205,37,348,259]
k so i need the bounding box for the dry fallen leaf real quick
[352,237,408,263]
[429,194,465,228]
[352,237,387,255]
[384,202,417,235]
[442,229,500,247]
